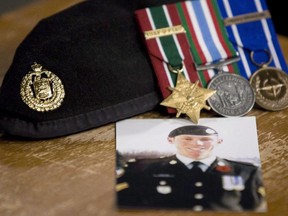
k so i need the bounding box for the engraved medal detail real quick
[20,63,65,112]
[250,67,288,111]
[207,73,255,117]
[249,50,288,111]
[161,70,216,124]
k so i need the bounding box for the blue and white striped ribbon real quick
[217,0,288,79]
[188,0,228,64]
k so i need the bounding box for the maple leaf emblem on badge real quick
[160,72,216,124]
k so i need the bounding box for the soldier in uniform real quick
[116,125,265,212]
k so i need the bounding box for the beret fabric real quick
[168,125,218,137]
[0,0,182,139]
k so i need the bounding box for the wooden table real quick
[0,0,287,215]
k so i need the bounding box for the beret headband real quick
[168,125,218,137]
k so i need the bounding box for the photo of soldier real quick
[116,119,266,212]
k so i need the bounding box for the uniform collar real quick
[176,154,217,171]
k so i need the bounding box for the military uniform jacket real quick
[116,155,265,211]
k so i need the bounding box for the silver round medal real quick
[207,73,255,117]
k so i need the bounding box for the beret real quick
[0,0,182,139]
[168,125,218,137]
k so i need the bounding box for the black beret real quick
[0,0,183,139]
[168,125,218,137]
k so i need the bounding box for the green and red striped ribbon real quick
[136,3,199,105]
[135,0,240,99]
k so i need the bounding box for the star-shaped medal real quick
[160,72,216,124]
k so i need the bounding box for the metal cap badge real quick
[20,63,65,112]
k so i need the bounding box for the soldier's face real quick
[169,134,220,160]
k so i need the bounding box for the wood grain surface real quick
[0,1,287,216]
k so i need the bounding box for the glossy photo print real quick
[115,117,267,212]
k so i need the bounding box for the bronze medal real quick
[249,51,288,111]
[250,67,288,111]
[160,65,216,124]
[20,63,65,112]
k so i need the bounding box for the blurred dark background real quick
[266,0,288,36]
[0,0,286,36]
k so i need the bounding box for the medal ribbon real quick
[135,3,199,103]
[179,0,237,64]
[217,0,288,79]
[136,0,240,90]
[177,0,240,86]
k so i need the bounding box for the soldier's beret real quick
[168,125,218,137]
[0,0,182,139]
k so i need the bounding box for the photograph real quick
[115,117,267,212]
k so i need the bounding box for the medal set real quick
[134,0,288,124]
